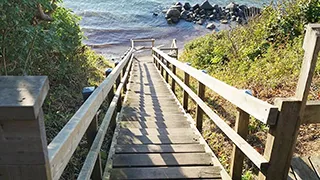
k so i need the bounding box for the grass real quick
[173,0,320,179]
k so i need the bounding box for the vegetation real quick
[180,0,320,178]
[0,1,110,179]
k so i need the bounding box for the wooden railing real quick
[159,39,178,59]
[152,24,320,180]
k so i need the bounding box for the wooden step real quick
[110,166,221,179]
[112,153,213,167]
[117,135,199,145]
[119,128,194,136]
[120,121,190,128]
[121,114,188,121]
[122,111,185,117]
[115,144,205,153]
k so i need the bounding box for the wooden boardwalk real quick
[105,55,222,179]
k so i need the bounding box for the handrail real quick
[153,47,278,125]
[153,54,269,172]
[77,55,134,180]
[47,48,134,180]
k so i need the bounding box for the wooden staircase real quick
[105,55,221,179]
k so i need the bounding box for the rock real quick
[236,16,242,23]
[231,15,236,21]
[209,14,215,20]
[172,5,183,12]
[200,0,213,10]
[220,19,228,24]
[183,2,192,10]
[239,5,248,11]
[212,4,219,10]
[196,19,205,25]
[226,2,237,11]
[166,8,180,19]
[153,12,158,16]
[199,9,206,15]
[206,23,216,29]
[175,2,182,6]
[192,4,200,10]
[180,10,189,19]
[171,16,180,23]
[166,8,181,24]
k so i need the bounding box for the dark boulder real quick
[200,0,213,10]
[166,8,180,19]
[184,2,192,10]
[172,5,183,12]
[175,2,182,6]
[180,10,189,19]
[192,3,200,10]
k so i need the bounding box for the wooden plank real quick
[230,108,250,179]
[122,106,182,113]
[196,81,205,132]
[112,153,212,167]
[295,24,320,109]
[48,48,134,180]
[0,106,51,179]
[77,53,134,180]
[154,55,269,171]
[152,52,278,125]
[120,121,191,128]
[117,135,199,144]
[290,157,318,180]
[309,156,320,178]
[122,111,185,117]
[110,166,221,179]
[259,99,302,180]
[121,114,187,122]
[302,101,320,124]
[118,128,195,136]
[183,72,190,110]
[172,65,176,94]
[115,144,205,153]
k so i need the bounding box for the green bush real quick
[1,2,110,178]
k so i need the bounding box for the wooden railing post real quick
[0,76,51,179]
[115,61,122,112]
[259,24,320,180]
[161,57,164,76]
[183,72,190,111]
[105,68,114,107]
[82,87,103,180]
[165,61,170,83]
[196,81,205,132]
[230,108,250,179]
[172,65,176,94]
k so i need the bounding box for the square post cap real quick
[0,76,49,120]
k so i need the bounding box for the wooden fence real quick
[152,24,320,180]
[0,24,320,180]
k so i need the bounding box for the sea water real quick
[63,0,268,59]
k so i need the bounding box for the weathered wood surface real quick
[302,101,320,124]
[154,54,268,172]
[153,48,278,125]
[110,166,221,179]
[0,76,49,121]
[105,55,221,179]
[289,156,319,180]
[48,48,134,180]
[0,77,51,180]
[77,54,134,180]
